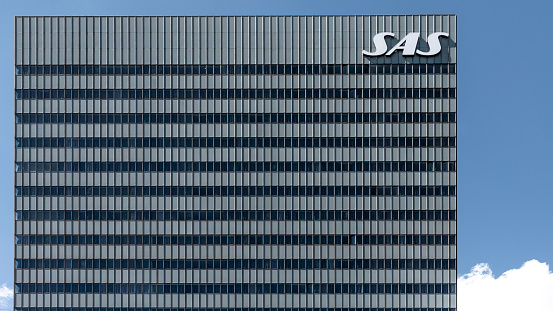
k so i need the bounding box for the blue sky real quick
[1,0,553,308]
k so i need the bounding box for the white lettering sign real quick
[362,32,449,57]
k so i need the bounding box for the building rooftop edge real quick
[14,14,457,18]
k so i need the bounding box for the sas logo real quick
[362,32,449,57]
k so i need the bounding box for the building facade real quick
[14,15,457,311]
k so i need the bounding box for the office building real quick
[14,15,457,311]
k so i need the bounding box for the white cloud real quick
[0,284,12,309]
[458,260,553,311]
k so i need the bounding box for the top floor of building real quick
[14,15,456,66]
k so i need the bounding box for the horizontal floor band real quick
[15,185,457,197]
[16,258,456,270]
[15,282,456,294]
[15,88,456,100]
[16,137,456,148]
[16,112,456,124]
[16,233,456,246]
[16,63,456,76]
[16,161,456,173]
[16,209,456,221]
